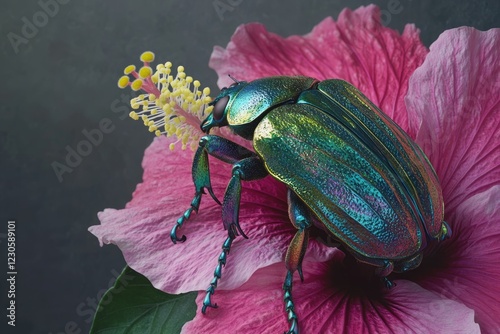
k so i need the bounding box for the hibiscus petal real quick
[415,186,500,333]
[182,259,479,334]
[89,136,337,293]
[406,27,500,213]
[209,5,428,131]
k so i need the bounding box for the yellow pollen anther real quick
[117,76,130,88]
[139,66,153,79]
[124,65,136,74]
[129,111,139,120]
[140,51,155,63]
[131,79,143,91]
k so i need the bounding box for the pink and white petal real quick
[89,136,337,293]
[209,5,428,131]
[182,260,479,334]
[406,27,500,213]
[415,186,500,333]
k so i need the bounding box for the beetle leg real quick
[375,260,395,288]
[189,136,267,313]
[283,189,312,334]
[202,235,233,313]
[202,156,268,312]
[171,135,258,243]
[171,137,217,243]
[223,156,268,238]
[171,194,202,243]
[382,277,396,289]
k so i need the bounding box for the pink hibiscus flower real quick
[89,5,500,333]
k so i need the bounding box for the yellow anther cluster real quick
[118,51,214,151]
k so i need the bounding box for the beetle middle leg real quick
[182,135,269,313]
[283,189,313,334]
[202,154,268,312]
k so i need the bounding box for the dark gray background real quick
[0,0,498,333]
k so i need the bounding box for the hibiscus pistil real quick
[117,51,214,150]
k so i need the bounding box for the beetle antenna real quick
[228,74,240,83]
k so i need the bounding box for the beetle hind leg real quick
[283,270,299,334]
[283,189,312,334]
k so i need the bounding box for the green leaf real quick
[90,266,197,334]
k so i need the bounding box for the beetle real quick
[170,76,451,334]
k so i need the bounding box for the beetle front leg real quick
[171,137,220,243]
[172,135,257,243]
[283,189,312,334]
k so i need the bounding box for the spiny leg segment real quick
[202,235,233,312]
[283,189,312,334]
[170,193,203,243]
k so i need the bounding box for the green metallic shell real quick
[253,79,444,260]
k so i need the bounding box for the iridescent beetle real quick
[170,76,451,334]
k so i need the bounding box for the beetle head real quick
[201,80,248,133]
